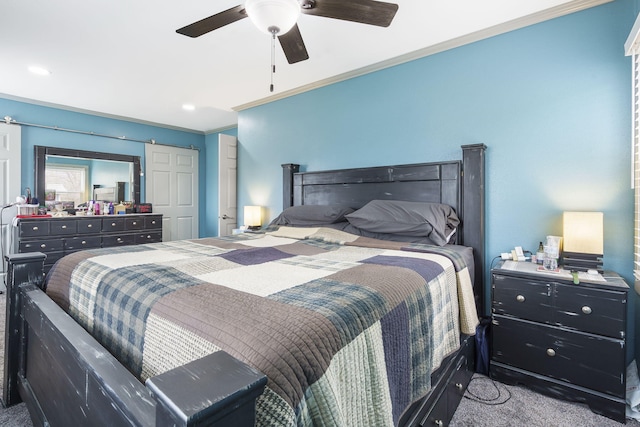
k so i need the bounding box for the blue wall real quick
[0,98,210,234]
[237,1,638,359]
[2,1,638,360]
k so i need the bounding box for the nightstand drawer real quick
[492,315,624,398]
[554,284,626,339]
[492,274,553,322]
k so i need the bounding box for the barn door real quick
[145,144,199,241]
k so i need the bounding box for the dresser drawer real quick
[103,234,135,247]
[125,216,144,230]
[145,215,162,229]
[492,274,554,323]
[19,221,50,237]
[492,315,624,398]
[135,231,162,244]
[554,284,626,339]
[65,236,102,251]
[19,238,63,253]
[50,219,77,235]
[103,218,125,232]
[77,218,102,234]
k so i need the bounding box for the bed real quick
[3,144,486,427]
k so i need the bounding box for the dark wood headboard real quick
[281,144,486,316]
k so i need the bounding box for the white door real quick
[0,123,21,284]
[145,144,199,241]
[217,134,237,236]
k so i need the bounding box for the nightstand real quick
[490,260,628,423]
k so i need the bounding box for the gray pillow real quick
[270,205,355,226]
[345,200,459,246]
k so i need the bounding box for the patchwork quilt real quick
[45,226,478,427]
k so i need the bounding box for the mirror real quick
[34,146,141,209]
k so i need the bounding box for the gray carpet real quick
[0,291,638,426]
[450,374,640,427]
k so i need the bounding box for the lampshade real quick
[245,0,300,35]
[563,211,604,255]
[244,205,262,228]
[562,211,604,273]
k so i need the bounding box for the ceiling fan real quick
[176,0,399,65]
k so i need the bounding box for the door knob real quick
[221,214,234,220]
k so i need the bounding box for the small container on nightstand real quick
[490,260,629,423]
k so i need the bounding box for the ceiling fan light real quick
[245,0,300,35]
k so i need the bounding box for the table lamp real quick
[244,206,262,230]
[562,211,604,273]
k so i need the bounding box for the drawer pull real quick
[434,421,443,427]
[82,240,87,245]
[40,244,46,248]
[147,235,151,239]
[61,225,67,229]
[32,226,38,231]
[582,306,592,315]
[117,238,123,242]
[112,222,117,227]
[455,383,463,390]
[87,224,92,228]
[132,221,137,225]
[151,220,156,224]
[516,295,525,303]
[546,348,556,357]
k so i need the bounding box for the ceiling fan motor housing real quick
[245,0,301,35]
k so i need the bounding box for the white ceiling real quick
[0,0,608,133]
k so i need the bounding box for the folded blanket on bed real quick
[46,228,478,427]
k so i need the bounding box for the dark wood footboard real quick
[3,253,267,427]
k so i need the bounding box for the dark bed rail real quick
[3,253,267,427]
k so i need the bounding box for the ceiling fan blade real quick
[301,0,398,27]
[176,5,247,37]
[278,24,309,64]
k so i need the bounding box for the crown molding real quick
[233,0,612,112]
[625,10,640,55]
[0,92,206,135]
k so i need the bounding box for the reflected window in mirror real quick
[45,163,88,208]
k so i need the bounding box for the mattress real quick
[45,226,478,426]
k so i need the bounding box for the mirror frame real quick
[34,146,141,206]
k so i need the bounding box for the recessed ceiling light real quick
[28,66,51,76]
[182,104,195,111]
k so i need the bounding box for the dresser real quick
[13,214,162,274]
[490,261,628,423]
